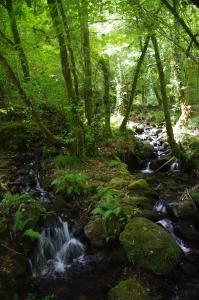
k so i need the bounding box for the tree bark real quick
[47,0,84,154]
[173,0,190,131]
[151,36,179,156]
[153,84,162,106]
[80,0,94,125]
[6,0,30,81]
[99,57,112,136]
[0,53,62,145]
[120,35,150,131]
[57,0,80,102]
[161,0,199,49]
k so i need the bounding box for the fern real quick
[0,193,32,216]
[53,154,81,167]
[23,229,41,239]
[52,170,88,196]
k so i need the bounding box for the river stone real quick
[108,278,152,300]
[175,219,199,242]
[84,216,107,247]
[170,200,197,219]
[120,217,181,275]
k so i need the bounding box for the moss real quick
[120,217,181,275]
[84,216,108,247]
[108,177,129,190]
[117,162,129,176]
[14,199,44,231]
[108,278,152,300]
[128,179,149,193]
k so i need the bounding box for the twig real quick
[0,241,24,257]
[153,156,175,173]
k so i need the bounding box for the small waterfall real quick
[153,199,167,213]
[31,217,85,278]
[170,161,180,172]
[141,162,153,174]
[157,219,191,254]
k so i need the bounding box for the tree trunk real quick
[80,0,94,125]
[99,57,112,136]
[153,84,162,106]
[173,0,190,132]
[0,53,62,145]
[151,36,179,157]
[161,0,199,49]
[47,0,84,154]
[6,0,30,81]
[120,35,150,131]
[57,0,80,102]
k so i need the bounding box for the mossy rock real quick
[170,200,197,219]
[84,216,108,247]
[14,199,44,230]
[108,178,129,190]
[108,278,152,300]
[120,217,181,275]
[128,179,149,193]
[191,192,199,210]
[137,143,154,160]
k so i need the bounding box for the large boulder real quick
[120,217,181,275]
[84,216,108,247]
[108,278,152,300]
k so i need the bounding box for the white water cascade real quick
[141,161,153,174]
[31,217,85,278]
[157,219,191,254]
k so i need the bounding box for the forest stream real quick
[2,123,199,300]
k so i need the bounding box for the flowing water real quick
[31,216,85,278]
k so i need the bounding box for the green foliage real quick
[0,193,32,216]
[92,190,121,220]
[108,159,120,167]
[53,154,81,168]
[23,228,41,239]
[52,170,88,196]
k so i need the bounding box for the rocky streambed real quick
[1,124,199,300]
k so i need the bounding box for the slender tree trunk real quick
[161,0,199,49]
[57,0,80,102]
[0,53,62,145]
[80,0,94,125]
[173,0,190,131]
[6,0,30,82]
[47,0,75,104]
[153,84,162,106]
[151,36,179,156]
[47,0,84,154]
[99,57,112,136]
[120,35,150,131]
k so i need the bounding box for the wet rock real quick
[108,278,152,300]
[138,143,155,160]
[150,156,171,172]
[175,220,199,242]
[191,192,199,210]
[120,217,181,275]
[84,216,108,247]
[170,200,197,219]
